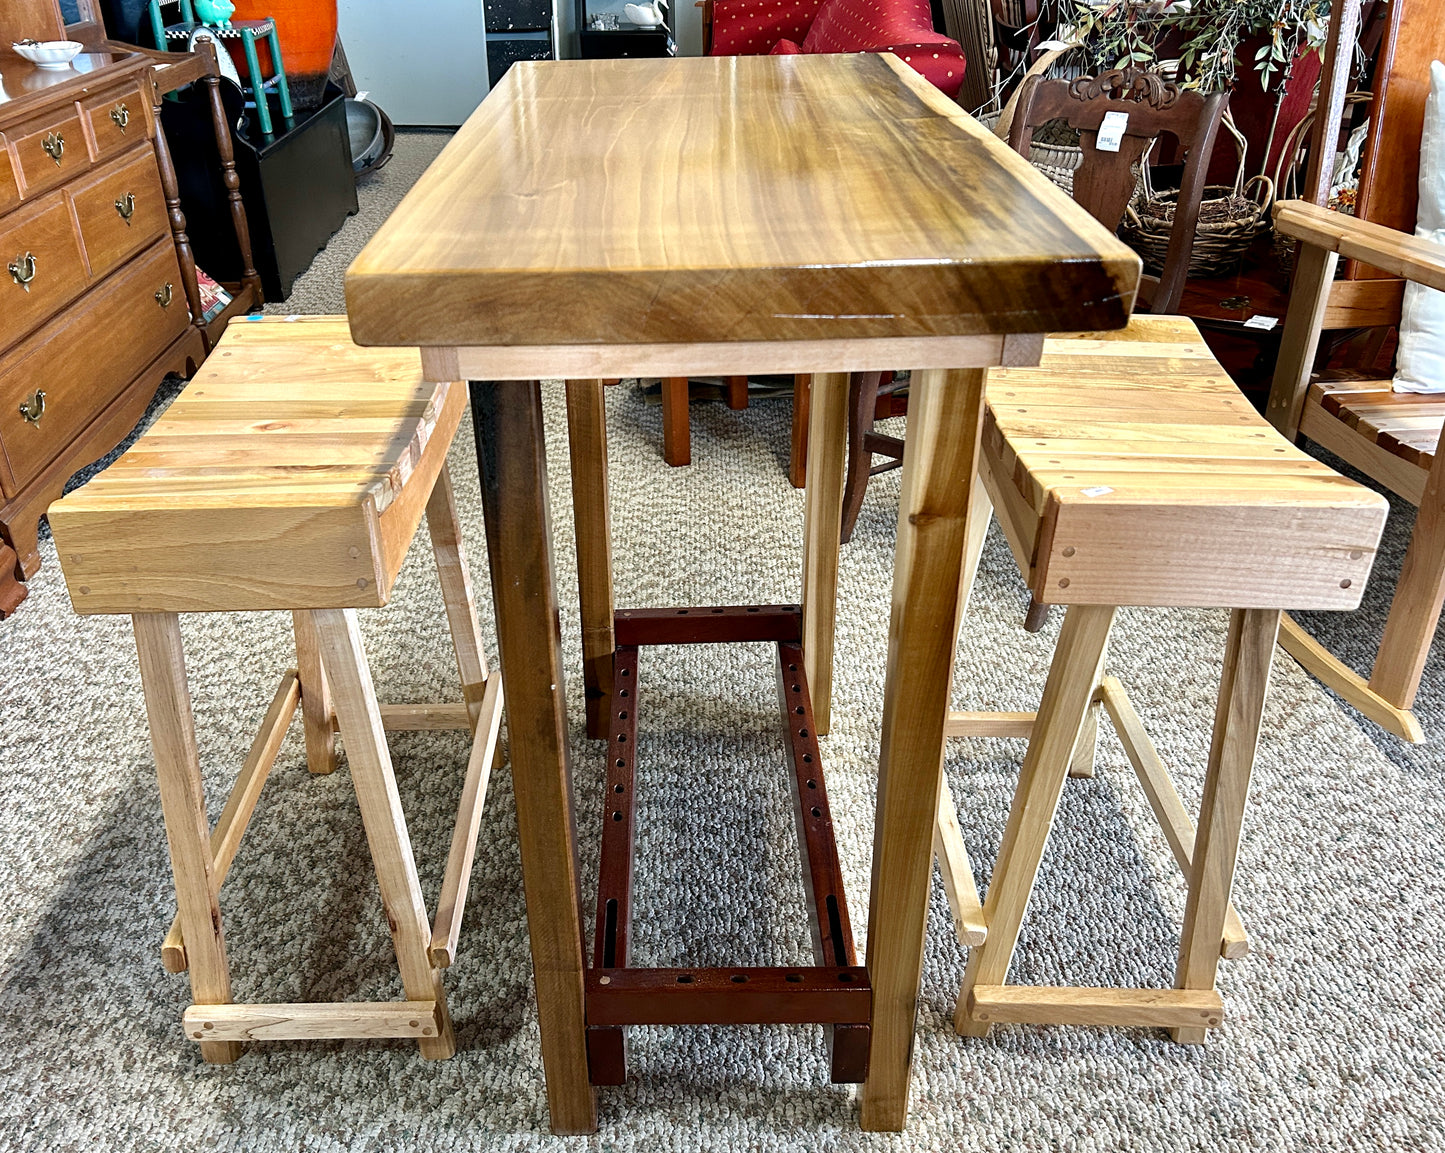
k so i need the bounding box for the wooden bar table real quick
[346,52,1139,1134]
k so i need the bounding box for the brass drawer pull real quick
[155,282,174,309]
[42,132,64,165]
[110,103,130,133]
[115,192,136,224]
[8,252,36,291]
[18,390,45,427]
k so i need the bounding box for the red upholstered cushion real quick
[800,0,966,96]
[770,37,804,53]
[708,0,823,57]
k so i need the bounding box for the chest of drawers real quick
[0,47,207,616]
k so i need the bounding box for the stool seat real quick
[983,316,1389,610]
[49,316,502,1064]
[53,317,464,616]
[163,19,278,38]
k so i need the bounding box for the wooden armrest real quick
[1273,200,1445,292]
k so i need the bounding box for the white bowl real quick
[12,40,84,70]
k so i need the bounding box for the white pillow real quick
[1393,59,1445,393]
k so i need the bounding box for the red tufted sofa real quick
[703,0,966,98]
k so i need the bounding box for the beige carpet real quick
[0,130,1442,1151]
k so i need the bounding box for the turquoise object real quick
[148,0,295,138]
[194,0,235,27]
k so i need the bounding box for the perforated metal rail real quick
[585,605,871,1085]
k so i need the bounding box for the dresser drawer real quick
[71,148,168,280]
[0,193,89,347]
[83,84,152,162]
[0,145,18,213]
[0,241,189,490]
[10,112,88,198]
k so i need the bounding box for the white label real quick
[355,90,370,103]
[1080,485,1114,497]
[1242,314,1279,331]
[1097,110,1129,153]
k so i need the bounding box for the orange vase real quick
[230,0,338,113]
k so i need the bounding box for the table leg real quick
[469,380,598,1135]
[565,380,616,741]
[860,367,987,1132]
[801,372,849,736]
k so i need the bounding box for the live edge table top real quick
[345,53,1140,353]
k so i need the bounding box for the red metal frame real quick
[586,605,871,1086]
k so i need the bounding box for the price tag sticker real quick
[1097,110,1130,153]
[1242,314,1280,331]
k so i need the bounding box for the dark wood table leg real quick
[801,372,848,736]
[860,366,987,1132]
[565,380,615,741]
[470,380,598,1135]
[789,374,811,489]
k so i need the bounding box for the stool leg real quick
[132,612,241,1064]
[239,29,274,137]
[310,608,456,1060]
[292,611,338,775]
[661,377,690,466]
[266,29,295,125]
[1172,607,1280,1043]
[954,604,1116,1039]
[1067,684,1106,781]
[802,372,849,736]
[565,380,616,740]
[726,375,749,409]
[426,464,491,725]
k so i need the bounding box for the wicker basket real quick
[978,110,1083,195]
[1122,114,1274,278]
[978,46,1085,194]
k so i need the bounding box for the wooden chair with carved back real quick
[1262,0,1445,744]
[838,67,1229,547]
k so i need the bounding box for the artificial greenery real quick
[1058,0,1330,92]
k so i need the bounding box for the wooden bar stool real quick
[936,317,1389,1040]
[48,316,503,1062]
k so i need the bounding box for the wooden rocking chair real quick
[1266,206,1445,743]
[1263,0,1445,743]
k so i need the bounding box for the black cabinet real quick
[487,34,553,83]
[580,26,675,57]
[162,80,357,302]
[486,0,554,85]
